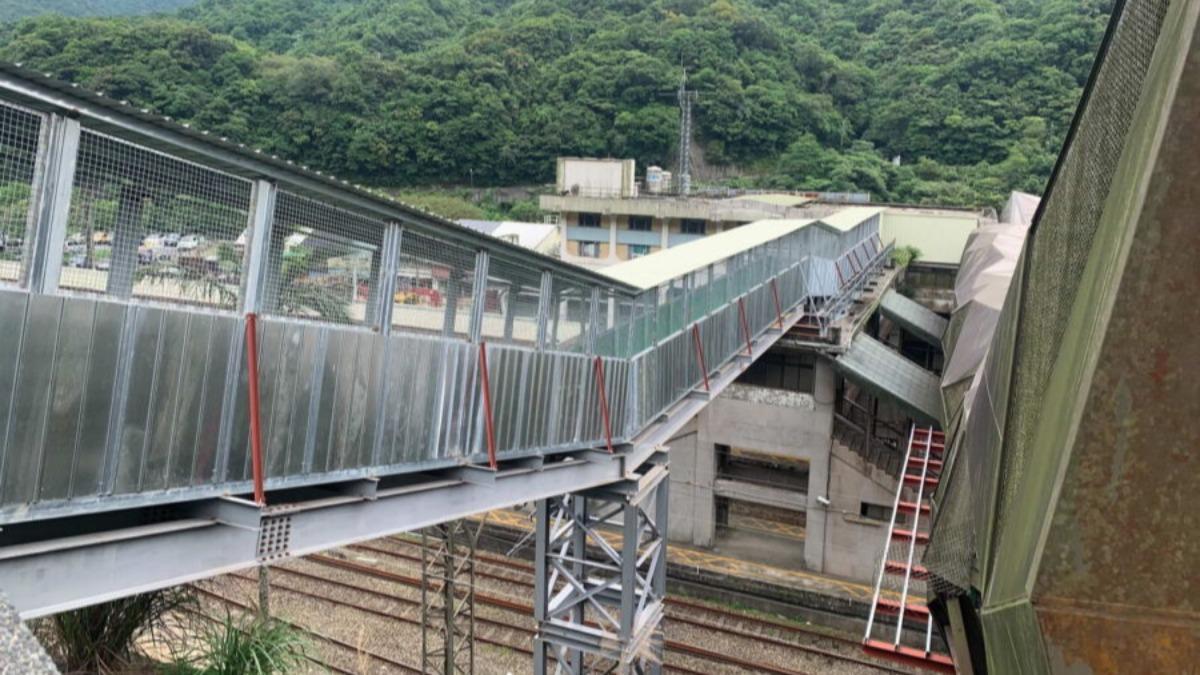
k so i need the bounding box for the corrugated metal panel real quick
[835,334,943,424]
[879,289,948,346]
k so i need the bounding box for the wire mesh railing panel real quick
[0,101,42,285]
[265,191,383,326]
[60,129,253,309]
[393,229,476,337]
[481,255,543,345]
[549,279,591,352]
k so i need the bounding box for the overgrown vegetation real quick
[164,613,310,675]
[0,1,1113,209]
[891,245,923,268]
[34,588,194,673]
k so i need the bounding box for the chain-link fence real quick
[265,190,382,326]
[0,101,41,285]
[60,129,253,309]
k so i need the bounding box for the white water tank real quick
[645,166,664,194]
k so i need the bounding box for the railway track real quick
[190,530,910,674]
[354,536,883,660]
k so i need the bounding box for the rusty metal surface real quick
[1031,6,1200,670]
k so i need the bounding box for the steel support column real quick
[533,458,669,675]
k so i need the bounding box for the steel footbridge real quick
[0,63,892,671]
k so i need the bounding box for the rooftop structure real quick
[540,184,981,273]
[457,219,559,255]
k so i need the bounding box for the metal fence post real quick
[24,114,80,294]
[586,286,601,354]
[367,223,402,333]
[240,179,277,314]
[468,250,489,342]
[535,270,552,350]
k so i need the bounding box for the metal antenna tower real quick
[676,70,696,196]
[421,517,487,675]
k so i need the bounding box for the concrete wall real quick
[819,441,900,583]
[665,360,900,584]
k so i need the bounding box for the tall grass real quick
[165,613,309,675]
[35,588,194,673]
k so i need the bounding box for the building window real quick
[629,244,650,258]
[681,219,706,235]
[860,502,892,522]
[579,212,602,228]
[579,242,601,258]
[629,216,653,231]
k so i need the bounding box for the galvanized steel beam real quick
[0,444,659,620]
[23,114,79,294]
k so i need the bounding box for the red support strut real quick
[478,341,498,469]
[737,297,753,358]
[691,323,711,392]
[594,356,614,453]
[244,313,266,506]
[769,279,784,330]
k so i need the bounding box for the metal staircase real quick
[863,426,955,673]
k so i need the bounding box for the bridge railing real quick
[0,68,886,523]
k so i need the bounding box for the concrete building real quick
[539,161,983,279]
[599,214,960,586]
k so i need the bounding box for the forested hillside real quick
[0,0,193,22]
[0,0,1114,208]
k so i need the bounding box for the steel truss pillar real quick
[534,459,669,675]
[421,518,486,675]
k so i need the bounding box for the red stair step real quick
[884,560,930,579]
[863,639,955,673]
[896,500,930,515]
[891,528,930,544]
[908,456,943,471]
[875,597,930,617]
[903,473,940,488]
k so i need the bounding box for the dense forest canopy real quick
[0,0,1114,209]
[0,0,193,22]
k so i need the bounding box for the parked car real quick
[163,233,181,247]
[142,233,165,248]
[177,234,205,251]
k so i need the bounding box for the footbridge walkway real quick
[0,63,892,670]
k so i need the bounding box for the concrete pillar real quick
[659,217,669,250]
[607,214,618,261]
[692,409,717,547]
[804,359,837,571]
[667,417,716,547]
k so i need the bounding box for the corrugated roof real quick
[729,193,814,207]
[835,334,943,424]
[819,206,885,231]
[880,290,948,346]
[600,218,814,289]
